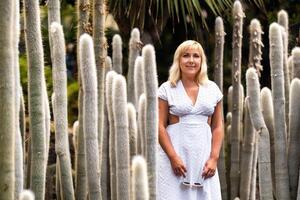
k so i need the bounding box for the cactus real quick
[260,87,275,194]
[106,56,112,72]
[128,28,142,106]
[292,47,300,79]
[19,190,35,200]
[134,57,145,110]
[249,133,258,200]
[79,33,101,200]
[137,94,146,156]
[128,103,137,158]
[231,3,245,197]
[112,75,130,200]
[239,98,255,200]
[246,67,273,199]
[142,45,158,199]
[248,19,263,75]
[227,86,233,112]
[288,78,300,200]
[0,0,15,199]
[131,156,149,200]
[93,0,107,177]
[269,22,290,199]
[50,22,75,199]
[23,0,48,197]
[112,34,123,74]
[214,16,227,200]
[106,70,118,200]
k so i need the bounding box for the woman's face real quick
[179,48,202,78]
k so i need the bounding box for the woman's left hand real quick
[202,157,217,179]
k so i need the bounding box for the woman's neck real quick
[181,75,197,86]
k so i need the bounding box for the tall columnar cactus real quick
[112,34,123,74]
[260,87,275,193]
[79,33,101,200]
[269,22,290,199]
[227,86,233,112]
[138,94,146,156]
[214,16,227,200]
[106,70,118,200]
[0,0,15,199]
[93,0,107,175]
[128,103,138,158]
[142,45,158,199]
[239,98,255,200]
[288,78,300,200]
[50,22,75,200]
[106,56,112,72]
[134,57,145,110]
[112,75,130,200]
[23,0,48,198]
[131,156,149,200]
[19,190,35,200]
[292,47,300,79]
[246,68,273,199]
[214,16,225,91]
[249,19,263,75]
[250,133,258,200]
[231,1,245,196]
[128,28,142,106]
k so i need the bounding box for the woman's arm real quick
[158,98,187,177]
[202,101,224,179]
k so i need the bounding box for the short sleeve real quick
[215,84,223,103]
[158,82,168,101]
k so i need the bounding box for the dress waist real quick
[179,114,208,124]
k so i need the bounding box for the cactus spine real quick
[112,75,130,200]
[142,45,158,199]
[131,156,149,200]
[79,34,101,200]
[0,0,15,198]
[292,47,300,79]
[246,68,273,199]
[128,28,141,106]
[50,22,75,199]
[128,103,138,158]
[269,22,290,199]
[288,78,300,200]
[112,34,123,74]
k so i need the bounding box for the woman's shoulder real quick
[159,80,177,89]
[202,80,219,88]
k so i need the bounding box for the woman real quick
[157,40,224,199]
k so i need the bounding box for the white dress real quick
[157,80,223,200]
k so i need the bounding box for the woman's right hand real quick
[169,155,187,177]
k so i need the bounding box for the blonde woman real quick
[157,40,224,199]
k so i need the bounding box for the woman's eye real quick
[182,54,189,57]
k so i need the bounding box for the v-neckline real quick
[179,80,200,107]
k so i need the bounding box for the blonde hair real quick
[168,40,209,87]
